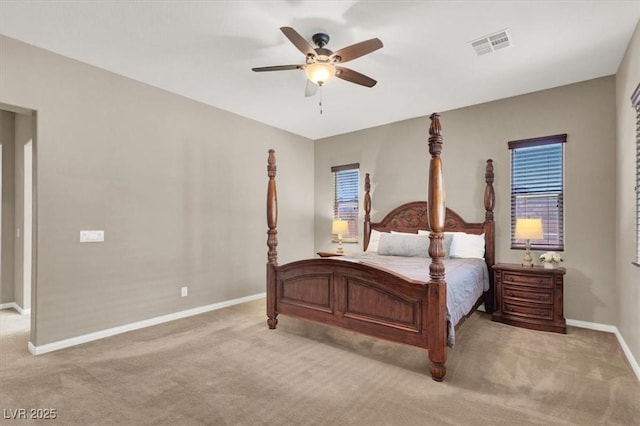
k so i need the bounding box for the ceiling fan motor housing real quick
[312,33,330,48]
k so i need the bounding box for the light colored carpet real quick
[0,299,638,425]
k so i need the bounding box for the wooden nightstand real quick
[316,251,344,258]
[491,263,566,334]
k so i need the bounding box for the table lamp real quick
[332,219,349,254]
[515,218,543,267]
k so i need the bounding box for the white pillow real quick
[366,229,383,253]
[417,230,430,236]
[449,233,485,259]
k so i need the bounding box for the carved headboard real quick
[362,159,495,272]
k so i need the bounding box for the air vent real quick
[470,29,513,56]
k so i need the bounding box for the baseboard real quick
[28,292,266,356]
[0,302,17,310]
[0,302,30,316]
[567,318,640,382]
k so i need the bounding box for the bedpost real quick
[483,159,496,313]
[266,149,278,329]
[363,173,372,251]
[426,113,447,382]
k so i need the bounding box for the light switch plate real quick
[80,230,104,242]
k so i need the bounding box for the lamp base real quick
[521,241,534,267]
[337,237,344,254]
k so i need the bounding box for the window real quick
[332,163,359,242]
[509,134,566,251]
[632,83,640,265]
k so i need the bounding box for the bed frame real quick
[266,113,495,381]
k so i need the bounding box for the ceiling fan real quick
[252,27,383,97]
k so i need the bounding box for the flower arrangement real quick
[539,251,563,264]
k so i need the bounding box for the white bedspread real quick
[336,253,489,347]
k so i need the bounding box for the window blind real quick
[332,163,359,242]
[632,83,640,265]
[509,134,566,251]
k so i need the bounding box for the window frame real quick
[632,83,640,266]
[331,163,360,243]
[509,134,567,251]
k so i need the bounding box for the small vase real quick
[543,261,555,269]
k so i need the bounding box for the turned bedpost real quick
[266,149,278,329]
[426,113,447,382]
[363,173,372,251]
[483,159,496,313]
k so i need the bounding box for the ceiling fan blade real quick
[332,38,383,63]
[252,65,302,72]
[335,66,377,87]
[280,27,316,56]
[305,80,318,97]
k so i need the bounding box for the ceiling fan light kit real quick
[252,26,383,96]
[304,62,336,86]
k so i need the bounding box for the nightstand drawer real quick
[503,285,553,305]
[503,301,553,321]
[503,272,553,289]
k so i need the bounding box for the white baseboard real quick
[567,318,640,382]
[28,292,266,356]
[0,302,30,316]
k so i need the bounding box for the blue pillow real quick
[377,233,429,257]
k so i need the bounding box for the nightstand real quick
[491,263,566,333]
[316,251,344,258]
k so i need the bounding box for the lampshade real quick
[515,218,544,240]
[332,219,349,235]
[305,62,336,86]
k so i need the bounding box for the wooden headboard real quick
[362,159,496,274]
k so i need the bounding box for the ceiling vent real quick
[470,29,513,56]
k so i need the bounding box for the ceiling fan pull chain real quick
[319,86,324,115]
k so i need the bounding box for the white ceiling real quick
[1,1,638,140]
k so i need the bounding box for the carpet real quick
[1,299,638,425]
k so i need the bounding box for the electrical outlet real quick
[181,286,188,297]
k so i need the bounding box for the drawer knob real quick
[507,292,514,297]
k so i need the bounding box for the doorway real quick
[0,106,35,324]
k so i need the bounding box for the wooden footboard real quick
[268,259,432,348]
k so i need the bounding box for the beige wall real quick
[315,76,618,326]
[0,110,16,304]
[615,21,640,370]
[0,35,315,346]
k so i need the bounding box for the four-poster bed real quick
[265,113,495,381]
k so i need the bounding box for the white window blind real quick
[509,134,566,251]
[332,163,359,242]
[632,83,640,265]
